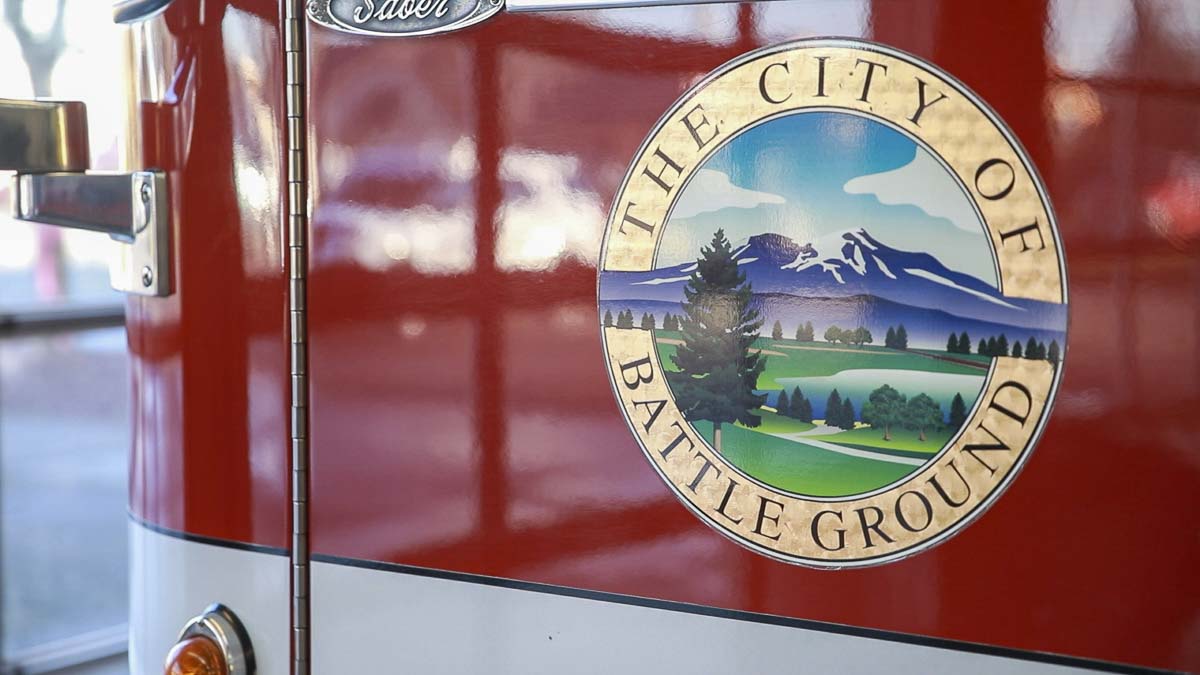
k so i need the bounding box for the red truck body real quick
[123,1,1200,672]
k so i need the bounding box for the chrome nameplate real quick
[308,0,503,37]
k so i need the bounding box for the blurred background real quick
[0,1,130,673]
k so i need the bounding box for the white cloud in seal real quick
[672,168,786,219]
[843,148,981,233]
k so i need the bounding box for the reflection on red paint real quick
[126,0,290,549]
[1146,157,1200,247]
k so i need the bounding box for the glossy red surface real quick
[126,0,291,550]
[305,2,1200,671]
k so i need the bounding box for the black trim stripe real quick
[130,519,1177,675]
[129,514,288,557]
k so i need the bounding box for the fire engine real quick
[2,0,1197,673]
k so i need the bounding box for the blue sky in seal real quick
[659,111,997,285]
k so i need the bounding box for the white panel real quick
[312,561,1107,674]
[128,522,290,675]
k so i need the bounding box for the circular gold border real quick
[598,39,1068,568]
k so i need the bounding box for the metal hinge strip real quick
[284,1,311,673]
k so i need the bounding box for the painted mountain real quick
[600,229,1066,349]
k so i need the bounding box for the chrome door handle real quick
[1,98,171,297]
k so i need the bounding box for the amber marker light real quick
[164,635,228,675]
[164,604,255,675]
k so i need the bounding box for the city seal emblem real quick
[598,39,1068,568]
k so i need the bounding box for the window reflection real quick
[1043,0,1200,445]
[310,39,479,275]
[224,7,284,278]
[1049,0,1135,78]
[316,140,477,273]
[496,150,605,271]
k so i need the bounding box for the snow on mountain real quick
[599,229,1066,333]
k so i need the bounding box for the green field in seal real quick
[659,336,982,497]
[690,419,917,497]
